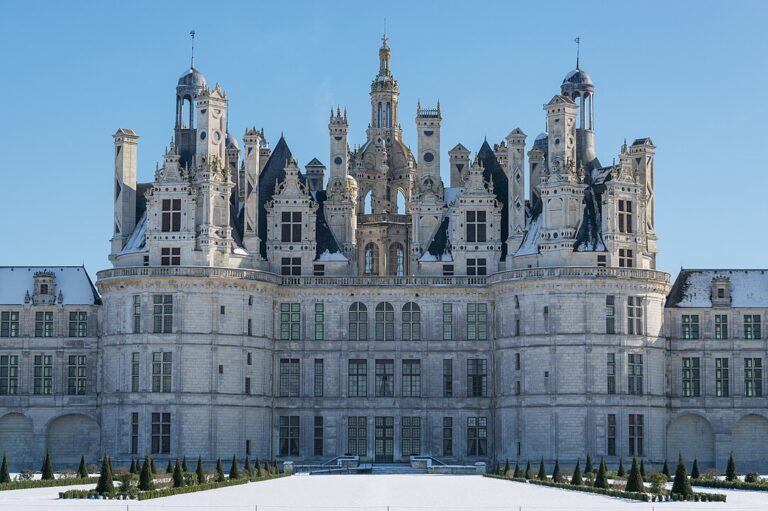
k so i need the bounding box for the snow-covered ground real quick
[0,474,766,511]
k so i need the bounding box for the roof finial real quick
[383,18,388,47]
[574,36,580,69]
[190,30,196,68]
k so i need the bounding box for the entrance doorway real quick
[375,416,394,463]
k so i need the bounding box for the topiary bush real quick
[725,452,737,481]
[215,458,225,482]
[229,455,240,480]
[625,457,644,493]
[537,457,547,480]
[617,457,625,477]
[1,453,10,484]
[594,457,608,489]
[584,453,593,474]
[139,456,154,491]
[571,459,583,486]
[95,454,114,495]
[196,456,205,484]
[691,458,700,479]
[41,450,54,480]
[672,454,692,498]
[552,459,562,483]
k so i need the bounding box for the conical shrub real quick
[139,455,154,491]
[129,456,138,475]
[173,459,184,488]
[725,453,736,482]
[625,457,644,493]
[95,454,114,495]
[166,459,173,474]
[1,452,10,483]
[215,458,225,482]
[41,450,54,480]
[671,454,692,497]
[617,457,625,477]
[552,458,562,483]
[229,455,240,479]
[77,455,88,478]
[537,457,547,480]
[512,460,520,478]
[691,458,700,479]
[594,457,609,489]
[585,453,593,474]
[182,456,188,472]
[662,459,670,477]
[196,456,205,484]
[571,459,583,485]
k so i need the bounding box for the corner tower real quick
[368,34,401,141]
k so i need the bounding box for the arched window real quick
[377,102,382,128]
[364,243,378,275]
[389,243,405,276]
[363,190,373,214]
[402,302,421,341]
[348,302,368,341]
[386,102,391,128]
[375,302,394,341]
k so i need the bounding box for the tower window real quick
[161,199,181,232]
[281,257,301,276]
[467,258,487,276]
[466,211,487,243]
[618,248,634,268]
[618,200,633,233]
[161,247,181,266]
[364,243,379,275]
[281,212,302,242]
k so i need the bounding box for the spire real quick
[190,30,196,68]
[378,31,391,76]
[574,36,580,70]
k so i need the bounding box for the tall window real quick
[628,354,643,395]
[391,243,405,276]
[348,359,367,397]
[279,416,300,456]
[682,357,701,397]
[618,200,633,233]
[607,353,616,394]
[386,102,391,128]
[401,417,421,456]
[279,358,300,397]
[628,414,644,456]
[715,314,728,340]
[744,315,762,340]
[402,360,421,397]
[314,416,324,457]
[681,314,699,340]
[375,359,394,397]
[67,355,86,395]
[35,311,53,337]
[280,257,301,276]
[442,303,453,340]
[131,412,139,455]
[605,296,616,334]
[466,258,487,276]
[0,312,19,337]
[467,417,487,456]
[443,359,453,397]
[443,417,453,456]
[314,303,324,340]
[364,243,378,275]
[607,414,617,456]
[347,416,367,456]
[161,199,181,232]
[313,359,324,397]
[160,247,181,266]
[627,297,642,335]
[152,352,172,392]
[618,248,634,268]
[151,412,171,454]
[715,358,729,397]
[466,211,487,242]
[131,352,140,392]
[467,303,488,340]
[280,303,301,341]
[348,303,368,340]
[467,359,488,397]
[0,355,18,395]
[281,211,302,242]
[375,302,394,341]
[33,354,53,395]
[152,295,173,333]
[68,312,87,337]
[744,358,763,397]
[132,295,141,333]
[402,303,421,341]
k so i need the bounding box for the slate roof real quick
[425,216,450,259]
[667,269,768,308]
[313,191,342,257]
[476,140,509,260]
[0,266,101,305]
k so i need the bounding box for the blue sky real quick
[0,0,766,277]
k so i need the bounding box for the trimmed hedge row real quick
[0,477,98,491]
[59,488,135,500]
[692,479,768,492]
[137,473,288,501]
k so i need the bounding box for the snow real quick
[233,247,249,256]
[515,214,542,256]
[676,269,768,308]
[317,250,347,262]
[419,252,452,263]
[0,266,98,305]
[1,474,765,511]
[120,212,147,254]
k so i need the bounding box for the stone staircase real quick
[370,463,428,475]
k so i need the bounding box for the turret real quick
[416,100,441,181]
[505,128,526,253]
[110,128,139,256]
[368,34,400,140]
[561,67,597,170]
[175,67,206,167]
[305,158,326,193]
[329,107,349,179]
[545,95,577,177]
[242,127,263,254]
[195,83,228,169]
[448,143,470,189]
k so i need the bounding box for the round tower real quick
[560,65,598,170]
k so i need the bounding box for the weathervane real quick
[190,30,196,68]
[574,36,580,69]
[382,18,388,46]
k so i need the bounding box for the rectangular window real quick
[279,358,300,397]
[467,417,487,456]
[160,247,181,266]
[607,414,617,456]
[280,303,301,341]
[627,297,643,335]
[744,358,763,397]
[279,416,300,456]
[682,357,701,397]
[402,360,421,397]
[314,416,323,457]
[347,416,367,456]
[401,416,421,456]
[132,295,141,333]
[467,358,488,397]
[151,412,171,454]
[443,359,453,397]
[313,264,325,276]
[0,355,19,395]
[281,211,302,242]
[605,296,616,334]
[442,303,453,340]
[131,412,139,455]
[151,352,172,393]
[618,248,634,268]
[280,257,302,276]
[515,353,521,371]
[131,352,140,392]
[443,417,453,456]
[68,311,87,337]
[314,358,324,397]
[35,311,54,337]
[442,264,454,276]
[465,210,487,242]
[152,295,173,334]
[161,199,181,232]
[715,358,729,397]
[245,377,251,395]
[628,414,644,456]
[467,303,488,341]
[375,359,394,397]
[348,359,367,397]
[67,355,86,395]
[314,303,324,341]
[597,254,607,268]
[681,314,700,340]
[466,258,487,276]
[247,319,252,336]
[33,354,53,395]
[744,315,762,340]
[628,354,643,395]
[0,311,19,337]
[607,353,616,394]
[618,200,633,234]
[715,314,728,340]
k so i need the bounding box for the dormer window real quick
[618,200,633,233]
[711,277,731,307]
[40,284,48,295]
[466,211,487,243]
[281,212,302,242]
[33,271,56,305]
[161,199,181,232]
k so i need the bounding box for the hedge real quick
[137,473,288,501]
[0,476,98,491]
[692,479,768,492]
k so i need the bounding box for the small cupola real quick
[32,270,57,305]
[711,276,732,307]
